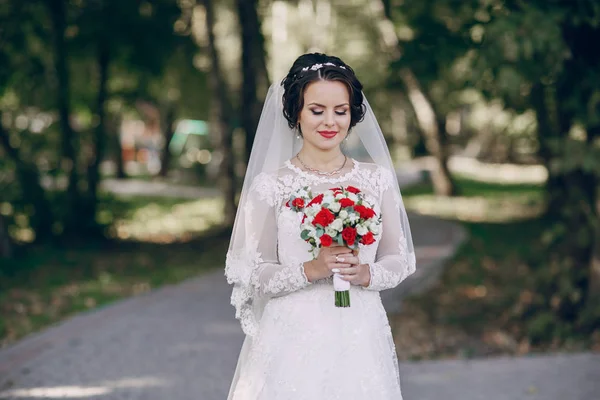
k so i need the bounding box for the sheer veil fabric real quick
[225,81,415,399]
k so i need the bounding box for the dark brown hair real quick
[281,53,366,134]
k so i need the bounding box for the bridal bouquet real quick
[286,185,381,307]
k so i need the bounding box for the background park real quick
[0,0,599,398]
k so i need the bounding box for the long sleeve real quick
[364,168,416,291]
[246,173,311,298]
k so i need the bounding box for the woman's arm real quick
[363,168,416,291]
[244,173,312,298]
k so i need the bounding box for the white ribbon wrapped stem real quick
[333,273,350,291]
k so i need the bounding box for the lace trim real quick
[284,158,360,183]
[366,252,416,291]
[262,262,310,295]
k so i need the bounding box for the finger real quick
[337,267,358,276]
[331,254,346,263]
[330,263,351,272]
[332,247,353,254]
[342,256,360,265]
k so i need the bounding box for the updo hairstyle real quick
[281,53,366,135]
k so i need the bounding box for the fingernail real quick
[332,268,340,273]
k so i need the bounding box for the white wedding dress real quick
[226,158,416,400]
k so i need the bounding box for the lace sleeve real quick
[365,168,416,291]
[246,173,311,298]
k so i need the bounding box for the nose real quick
[324,111,335,127]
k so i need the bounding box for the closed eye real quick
[310,110,347,116]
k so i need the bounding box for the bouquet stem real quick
[335,290,350,307]
[333,273,351,308]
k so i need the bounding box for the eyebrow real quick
[307,102,349,107]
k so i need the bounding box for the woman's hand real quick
[303,244,352,282]
[335,249,371,287]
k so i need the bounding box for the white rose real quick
[348,193,358,202]
[339,210,348,219]
[307,226,317,238]
[328,202,341,213]
[330,218,343,231]
[323,194,335,204]
[348,213,359,223]
[306,204,320,217]
[335,192,344,199]
[325,227,337,237]
[356,224,368,236]
[369,223,380,234]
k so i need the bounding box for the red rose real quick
[341,226,357,246]
[360,231,375,245]
[353,205,376,219]
[313,208,335,227]
[320,234,333,247]
[307,193,324,207]
[339,198,355,207]
[292,198,305,208]
[346,186,361,194]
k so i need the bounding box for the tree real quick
[0,0,202,242]
[236,0,270,164]
[467,0,600,341]
[377,0,458,196]
[201,0,237,227]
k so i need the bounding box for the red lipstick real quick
[318,130,337,138]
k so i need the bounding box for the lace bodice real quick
[225,159,416,336]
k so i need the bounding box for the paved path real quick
[0,213,467,399]
[1,173,598,399]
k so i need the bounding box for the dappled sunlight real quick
[0,386,110,398]
[448,156,547,184]
[110,198,224,243]
[0,376,171,399]
[405,194,544,222]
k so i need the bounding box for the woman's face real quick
[297,80,351,152]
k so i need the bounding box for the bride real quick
[225,53,416,399]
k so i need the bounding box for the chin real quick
[315,141,343,151]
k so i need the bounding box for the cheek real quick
[300,111,319,127]
[338,113,351,129]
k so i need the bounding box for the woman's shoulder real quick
[354,161,396,192]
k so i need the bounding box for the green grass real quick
[401,174,545,198]
[401,174,545,222]
[392,175,598,359]
[0,193,229,348]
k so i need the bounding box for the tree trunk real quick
[0,214,11,258]
[0,121,54,241]
[84,38,110,232]
[532,82,598,323]
[159,105,176,178]
[236,0,270,165]
[399,68,456,196]
[113,113,126,179]
[47,0,81,233]
[371,0,456,196]
[202,0,236,226]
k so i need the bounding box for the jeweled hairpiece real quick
[300,62,347,72]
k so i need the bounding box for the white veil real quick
[225,79,415,397]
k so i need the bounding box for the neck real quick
[297,146,346,170]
